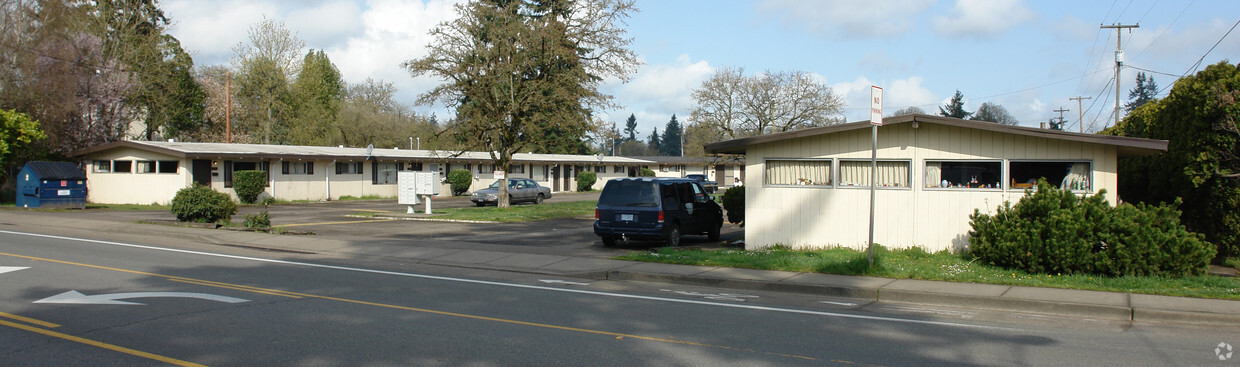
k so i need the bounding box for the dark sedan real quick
[470,178,552,206]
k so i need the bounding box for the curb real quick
[606,270,880,301]
[876,288,1133,321]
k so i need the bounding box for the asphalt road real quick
[2,229,1238,366]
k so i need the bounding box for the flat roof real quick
[73,141,655,165]
[703,114,1169,157]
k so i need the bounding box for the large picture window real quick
[1010,161,1092,190]
[335,162,363,175]
[373,162,399,184]
[765,159,831,186]
[839,160,910,188]
[926,161,1002,189]
[225,161,271,187]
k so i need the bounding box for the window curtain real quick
[839,161,909,187]
[765,160,830,186]
[924,162,941,187]
[1061,162,1091,189]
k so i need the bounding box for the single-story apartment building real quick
[703,114,1169,253]
[626,155,746,189]
[72,140,652,204]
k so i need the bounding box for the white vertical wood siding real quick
[745,123,1118,252]
[83,147,190,205]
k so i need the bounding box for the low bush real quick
[576,171,597,191]
[968,179,1214,277]
[639,168,656,177]
[244,211,271,228]
[448,169,472,196]
[170,185,237,223]
[233,170,267,204]
[720,186,744,224]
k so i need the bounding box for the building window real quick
[839,160,910,188]
[926,161,1002,189]
[476,164,493,174]
[373,162,399,184]
[137,160,156,173]
[511,164,525,174]
[92,160,112,173]
[406,162,424,171]
[1010,161,1092,190]
[533,165,547,181]
[158,161,178,173]
[111,160,132,173]
[335,162,363,174]
[282,161,314,175]
[765,159,832,186]
[613,165,624,173]
[225,161,271,187]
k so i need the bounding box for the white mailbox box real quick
[398,171,440,213]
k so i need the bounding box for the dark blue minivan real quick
[594,177,723,247]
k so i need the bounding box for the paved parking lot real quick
[69,192,743,259]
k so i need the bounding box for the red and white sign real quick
[870,85,883,126]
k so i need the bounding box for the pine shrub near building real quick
[968,179,1214,277]
[233,170,267,204]
[576,171,597,191]
[448,169,473,196]
[170,185,237,224]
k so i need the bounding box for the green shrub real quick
[720,186,744,224]
[639,168,656,177]
[576,171,597,191]
[233,170,267,204]
[170,185,237,223]
[968,179,1214,277]
[448,169,473,196]
[244,211,271,228]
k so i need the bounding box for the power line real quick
[1181,17,1240,77]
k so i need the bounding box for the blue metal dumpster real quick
[16,161,87,209]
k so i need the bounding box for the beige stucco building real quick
[704,114,1168,253]
[74,141,651,205]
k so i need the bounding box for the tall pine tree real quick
[660,114,682,156]
[646,127,661,155]
[623,113,637,141]
[939,90,972,119]
[1124,72,1159,113]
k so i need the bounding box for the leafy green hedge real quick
[968,180,1214,277]
[448,169,472,196]
[576,171,597,191]
[171,185,237,223]
[233,170,267,204]
[639,168,656,177]
[721,186,744,224]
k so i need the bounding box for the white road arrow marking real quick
[0,266,29,275]
[34,291,249,306]
[538,279,591,286]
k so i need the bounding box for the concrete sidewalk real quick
[2,210,1237,327]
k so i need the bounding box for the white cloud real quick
[834,76,936,121]
[164,0,279,65]
[286,1,364,51]
[759,0,934,39]
[608,54,714,132]
[933,0,1035,39]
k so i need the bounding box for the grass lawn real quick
[428,200,596,222]
[617,246,1240,300]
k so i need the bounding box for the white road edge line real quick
[0,229,1017,331]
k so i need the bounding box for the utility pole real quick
[1101,23,1139,128]
[1069,96,1091,133]
[1051,107,1070,130]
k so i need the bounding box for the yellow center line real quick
[0,319,205,367]
[278,219,394,228]
[0,311,60,328]
[0,251,820,362]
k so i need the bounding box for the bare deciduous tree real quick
[690,68,844,140]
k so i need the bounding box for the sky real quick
[162,0,1240,140]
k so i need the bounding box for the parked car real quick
[684,174,718,193]
[470,178,552,206]
[594,177,723,247]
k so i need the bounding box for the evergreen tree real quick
[939,90,972,119]
[660,114,683,156]
[1124,72,1159,113]
[287,49,345,145]
[623,113,637,141]
[646,127,661,155]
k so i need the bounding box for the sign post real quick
[868,86,883,267]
